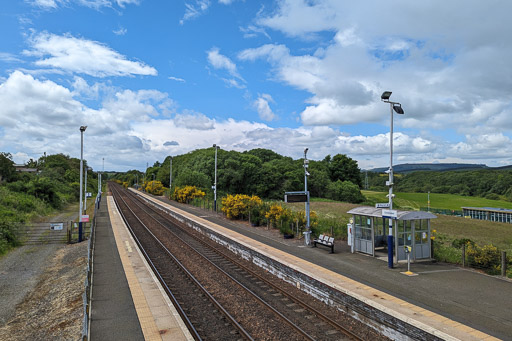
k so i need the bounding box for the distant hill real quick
[368,163,488,173]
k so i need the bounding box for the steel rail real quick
[110,184,253,341]
[130,188,362,341]
[122,186,317,341]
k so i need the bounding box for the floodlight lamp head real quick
[393,104,404,114]
[213,144,216,148]
[305,171,310,176]
[80,125,87,132]
[381,91,392,101]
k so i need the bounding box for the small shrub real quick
[221,194,262,220]
[466,243,501,274]
[173,186,205,203]
[451,238,475,249]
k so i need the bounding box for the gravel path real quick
[0,244,66,325]
[0,205,88,340]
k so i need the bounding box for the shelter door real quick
[354,216,373,255]
[414,220,430,259]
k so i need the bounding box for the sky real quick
[1,1,512,172]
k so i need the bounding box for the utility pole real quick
[79,125,87,243]
[213,145,219,211]
[304,148,311,245]
[169,157,172,197]
[84,166,88,213]
[381,91,404,269]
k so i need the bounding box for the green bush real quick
[451,238,474,249]
[0,219,20,255]
[466,244,502,275]
[327,180,365,203]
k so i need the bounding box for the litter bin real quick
[303,230,311,246]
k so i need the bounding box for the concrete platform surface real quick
[90,195,192,341]
[133,189,511,341]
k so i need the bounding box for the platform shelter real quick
[347,207,437,263]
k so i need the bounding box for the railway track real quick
[110,182,378,340]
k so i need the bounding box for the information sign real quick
[50,223,63,230]
[375,202,390,208]
[382,209,398,219]
[284,191,309,203]
[81,215,90,222]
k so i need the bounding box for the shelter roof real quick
[347,206,437,220]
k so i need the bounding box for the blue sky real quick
[1,0,512,172]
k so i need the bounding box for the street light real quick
[84,166,89,213]
[79,125,87,243]
[304,148,311,245]
[169,156,173,198]
[381,91,404,268]
[213,144,219,212]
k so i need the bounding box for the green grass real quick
[288,194,512,256]
[362,190,512,211]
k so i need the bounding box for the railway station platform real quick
[132,190,511,341]
[89,195,192,341]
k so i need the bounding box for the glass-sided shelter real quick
[347,207,437,263]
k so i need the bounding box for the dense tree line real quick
[0,152,100,254]
[365,168,512,201]
[114,148,365,204]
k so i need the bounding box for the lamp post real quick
[84,166,88,213]
[169,156,172,197]
[213,144,219,212]
[304,148,311,245]
[381,91,404,268]
[79,125,87,242]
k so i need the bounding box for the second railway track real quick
[110,182,387,341]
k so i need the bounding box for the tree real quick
[0,152,16,183]
[327,180,365,203]
[175,169,211,189]
[326,154,362,187]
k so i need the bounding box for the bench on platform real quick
[313,234,334,253]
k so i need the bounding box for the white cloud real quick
[113,27,127,36]
[30,0,62,9]
[238,1,512,138]
[2,67,512,172]
[169,76,186,83]
[253,94,276,121]
[116,0,139,8]
[174,112,215,130]
[0,53,23,63]
[207,47,242,79]
[256,0,338,38]
[207,47,246,88]
[240,25,271,40]
[28,0,139,9]
[181,0,211,25]
[24,32,157,77]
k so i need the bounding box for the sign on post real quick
[284,191,309,203]
[382,209,398,219]
[50,223,63,230]
[376,202,390,208]
[81,215,90,222]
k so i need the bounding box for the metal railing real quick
[81,192,101,341]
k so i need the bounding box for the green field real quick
[362,190,512,211]
[290,192,512,258]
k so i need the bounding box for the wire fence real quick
[81,192,100,341]
[419,207,464,216]
[432,239,511,278]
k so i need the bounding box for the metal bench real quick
[313,234,334,253]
